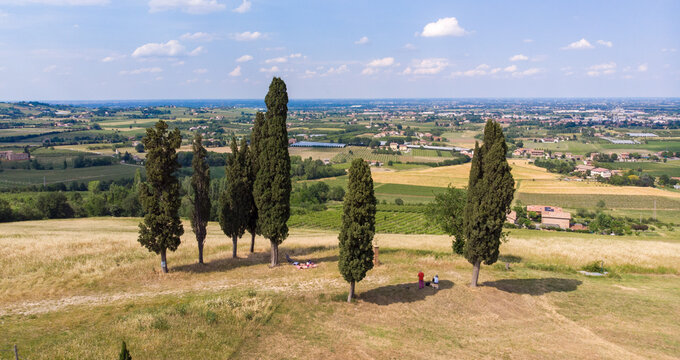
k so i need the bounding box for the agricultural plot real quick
[517,179,680,198]
[410,148,453,157]
[371,159,559,188]
[0,164,141,189]
[514,193,680,211]
[288,204,443,234]
[601,160,680,177]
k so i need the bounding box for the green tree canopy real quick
[253,77,291,266]
[338,158,377,302]
[138,120,184,273]
[220,137,251,258]
[190,133,211,264]
[425,186,467,254]
[464,120,515,287]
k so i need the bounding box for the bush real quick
[36,192,74,219]
[394,198,404,205]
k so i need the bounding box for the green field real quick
[0,164,142,188]
[600,160,680,177]
[515,193,680,212]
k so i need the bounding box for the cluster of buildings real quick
[0,150,29,161]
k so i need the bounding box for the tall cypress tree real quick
[463,120,515,287]
[219,137,250,258]
[254,77,291,266]
[190,133,211,264]
[138,120,183,274]
[246,112,264,253]
[338,158,377,302]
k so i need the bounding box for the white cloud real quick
[43,65,57,73]
[232,0,250,13]
[148,0,225,14]
[193,68,208,74]
[503,65,517,72]
[512,67,543,77]
[188,46,204,56]
[265,57,287,64]
[509,54,528,61]
[523,39,534,43]
[119,67,163,75]
[661,48,677,53]
[420,17,467,37]
[563,38,594,50]
[402,58,449,75]
[452,64,489,77]
[355,36,369,45]
[259,66,279,73]
[361,67,377,76]
[597,40,613,48]
[302,70,317,78]
[236,54,253,63]
[228,66,241,77]
[367,57,395,67]
[180,32,214,42]
[587,62,616,76]
[132,40,185,57]
[289,53,303,59]
[326,64,349,75]
[231,31,262,41]
[638,63,648,72]
[101,56,118,62]
[403,43,417,51]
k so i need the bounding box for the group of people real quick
[417,271,439,290]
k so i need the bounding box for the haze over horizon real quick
[0,0,678,100]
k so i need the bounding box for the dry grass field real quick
[371,159,680,200]
[1,218,679,359]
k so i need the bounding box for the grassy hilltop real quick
[1,218,679,359]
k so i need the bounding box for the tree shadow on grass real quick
[359,280,454,305]
[483,278,582,295]
[172,245,338,274]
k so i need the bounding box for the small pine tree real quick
[219,138,250,258]
[118,341,132,360]
[190,133,211,264]
[138,120,184,273]
[254,77,291,266]
[464,120,515,287]
[338,158,377,302]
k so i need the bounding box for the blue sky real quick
[0,0,678,100]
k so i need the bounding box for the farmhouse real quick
[506,210,517,224]
[527,205,564,214]
[541,211,572,229]
[591,167,612,178]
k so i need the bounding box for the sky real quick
[0,0,678,100]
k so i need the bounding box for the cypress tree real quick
[118,341,132,360]
[463,120,515,287]
[246,112,264,253]
[190,133,211,264]
[338,158,377,302]
[219,137,250,258]
[138,120,183,274]
[254,77,291,266]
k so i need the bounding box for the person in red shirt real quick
[418,271,425,289]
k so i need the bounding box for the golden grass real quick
[1,218,679,359]
[371,159,559,188]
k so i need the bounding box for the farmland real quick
[1,218,679,359]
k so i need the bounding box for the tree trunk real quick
[250,232,255,253]
[232,235,238,258]
[161,248,168,273]
[270,240,279,267]
[348,280,355,303]
[198,240,204,264]
[471,260,481,287]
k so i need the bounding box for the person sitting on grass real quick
[432,274,439,290]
